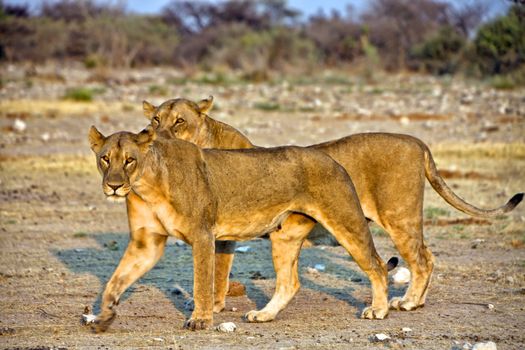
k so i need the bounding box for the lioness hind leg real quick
[213,240,236,313]
[385,222,435,311]
[316,213,389,319]
[245,214,315,323]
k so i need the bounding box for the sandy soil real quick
[0,65,524,349]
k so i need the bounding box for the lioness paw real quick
[213,301,225,313]
[90,311,116,333]
[244,310,275,323]
[183,318,212,331]
[389,297,422,311]
[361,306,388,320]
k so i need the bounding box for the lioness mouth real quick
[106,195,126,203]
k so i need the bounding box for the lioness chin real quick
[143,96,523,314]
[89,126,390,332]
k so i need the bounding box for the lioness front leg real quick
[213,240,236,313]
[184,234,215,330]
[245,215,314,323]
[93,229,167,333]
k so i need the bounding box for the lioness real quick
[143,96,523,314]
[88,126,391,331]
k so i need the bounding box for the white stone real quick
[41,132,51,142]
[402,327,412,333]
[472,341,497,350]
[313,264,325,271]
[400,116,410,126]
[392,267,411,284]
[235,246,251,253]
[152,337,164,342]
[13,119,27,132]
[82,313,96,324]
[374,333,390,341]
[216,322,237,333]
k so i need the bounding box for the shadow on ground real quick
[52,233,405,318]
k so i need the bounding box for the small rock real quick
[506,276,515,284]
[104,240,119,251]
[227,280,246,296]
[402,327,412,333]
[313,264,326,272]
[171,286,183,295]
[305,267,320,276]
[82,313,96,324]
[40,132,50,142]
[250,271,266,280]
[175,239,185,247]
[373,333,391,342]
[400,116,410,126]
[184,299,194,311]
[231,307,238,312]
[216,322,237,333]
[0,327,16,335]
[471,239,485,249]
[392,267,411,284]
[13,119,26,132]
[487,304,494,310]
[152,337,164,342]
[472,341,497,350]
[235,246,251,253]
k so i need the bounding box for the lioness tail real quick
[423,146,523,217]
[387,257,399,271]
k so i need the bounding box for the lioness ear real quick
[142,100,157,120]
[197,96,214,115]
[136,125,156,148]
[88,125,106,153]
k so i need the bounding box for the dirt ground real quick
[0,65,524,349]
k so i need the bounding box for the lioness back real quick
[202,146,348,211]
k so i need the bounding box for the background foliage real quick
[0,0,523,82]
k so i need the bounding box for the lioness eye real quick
[175,118,185,124]
[101,155,109,164]
[153,116,160,123]
[125,158,135,165]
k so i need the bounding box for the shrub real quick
[411,26,466,74]
[473,5,525,75]
[64,87,95,101]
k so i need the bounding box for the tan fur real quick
[143,97,523,314]
[88,126,390,332]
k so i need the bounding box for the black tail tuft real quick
[508,192,524,211]
[386,257,399,271]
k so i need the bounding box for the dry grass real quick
[0,99,134,117]
[431,142,525,159]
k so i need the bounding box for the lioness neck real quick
[199,115,255,150]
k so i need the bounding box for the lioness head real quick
[88,126,155,202]
[142,96,213,142]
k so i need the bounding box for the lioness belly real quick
[214,210,290,241]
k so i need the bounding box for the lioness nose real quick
[108,183,122,191]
